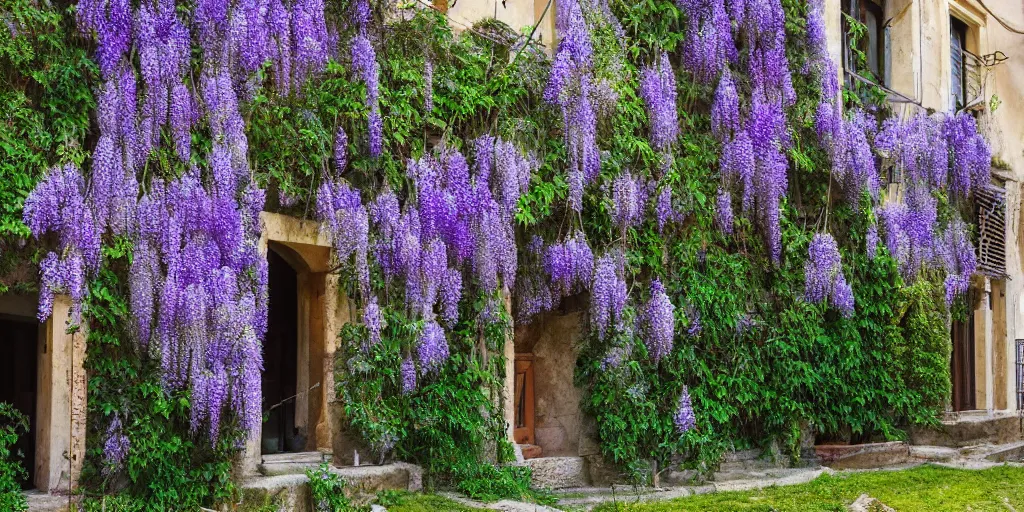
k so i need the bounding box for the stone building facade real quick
[11,0,1024,499]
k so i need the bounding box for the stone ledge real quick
[814,442,910,470]
[909,414,1024,448]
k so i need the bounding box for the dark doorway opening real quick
[951,304,976,412]
[262,248,300,454]
[0,317,38,488]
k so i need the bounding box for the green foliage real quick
[572,0,951,482]
[0,0,95,238]
[0,403,29,512]
[78,247,242,510]
[335,293,543,502]
[307,463,355,512]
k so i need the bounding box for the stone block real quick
[526,456,589,489]
[909,414,1023,448]
[814,442,910,469]
[583,454,625,487]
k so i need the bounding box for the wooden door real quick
[951,310,976,412]
[513,354,535,445]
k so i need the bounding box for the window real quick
[843,0,888,86]
[951,17,968,110]
[950,16,985,111]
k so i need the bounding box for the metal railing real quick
[1016,339,1024,411]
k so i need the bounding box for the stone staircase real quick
[240,452,422,512]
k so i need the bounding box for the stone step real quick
[526,456,589,489]
[241,463,423,512]
[24,491,76,512]
[712,466,816,483]
[909,445,959,462]
[909,413,1024,448]
[258,451,331,476]
[978,440,1024,462]
[814,442,910,470]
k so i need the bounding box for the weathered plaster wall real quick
[443,0,556,50]
[977,0,1024,412]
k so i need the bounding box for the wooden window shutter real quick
[976,183,1007,278]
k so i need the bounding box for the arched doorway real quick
[262,247,300,453]
[0,314,38,488]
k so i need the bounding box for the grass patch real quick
[594,464,1024,511]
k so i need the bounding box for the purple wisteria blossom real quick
[611,172,647,235]
[417,319,449,373]
[804,233,854,316]
[674,386,696,434]
[938,219,977,305]
[677,0,735,84]
[545,231,594,298]
[401,356,417,394]
[591,252,627,340]
[712,67,740,142]
[102,414,130,475]
[642,280,675,362]
[639,51,679,151]
[715,189,734,235]
[600,345,631,371]
[363,296,383,349]
[334,126,348,175]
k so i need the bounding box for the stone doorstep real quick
[814,442,911,470]
[525,456,589,489]
[24,490,77,512]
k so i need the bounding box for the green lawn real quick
[593,464,1024,512]
[386,464,1024,512]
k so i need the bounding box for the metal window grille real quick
[976,184,1007,279]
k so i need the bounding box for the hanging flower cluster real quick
[350,0,382,156]
[23,164,100,322]
[641,279,675,362]
[872,112,990,299]
[590,252,628,341]
[130,171,267,438]
[26,0,332,451]
[804,233,854,316]
[676,0,734,84]
[683,0,793,262]
[674,386,696,434]
[336,137,535,390]
[938,219,977,305]
[334,126,348,176]
[639,51,679,152]
[102,414,130,476]
[610,171,649,236]
[545,0,617,212]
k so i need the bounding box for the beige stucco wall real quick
[443,0,556,49]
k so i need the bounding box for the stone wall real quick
[514,306,600,460]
